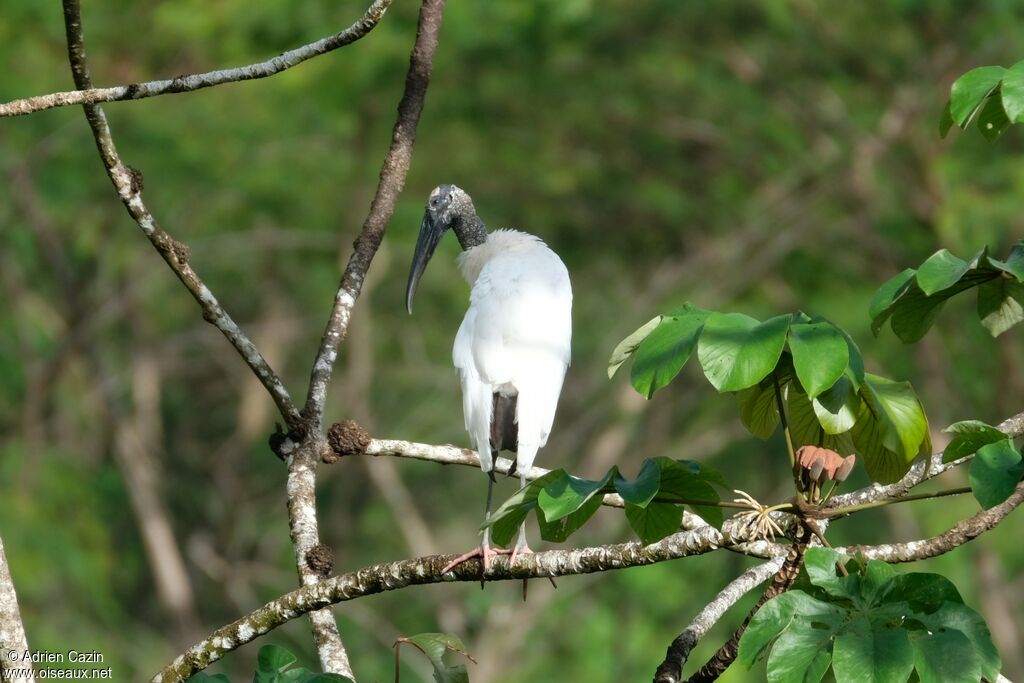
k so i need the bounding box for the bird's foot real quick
[440,544,511,575]
[509,541,533,566]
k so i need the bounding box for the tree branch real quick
[651,557,785,683]
[60,0,302,430]
[0,534,33,683]
[304,0,447,426]
[848,478,1024,563]
[151,521,773,682]
[1,0,394,117]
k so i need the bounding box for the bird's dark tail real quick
[490,392,518,456]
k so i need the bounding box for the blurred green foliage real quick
[2,1,1024,681]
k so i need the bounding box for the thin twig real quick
[825,485,971,517]
[652,557,785,683]
[303,0,447,426]
[60,0,302,430]
[1,0,394,117]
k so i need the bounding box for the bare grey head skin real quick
[405,184,488,314]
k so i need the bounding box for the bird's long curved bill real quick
[406,212,444,314]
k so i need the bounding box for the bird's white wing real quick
[455,241,572,473]
[454,307,495,472]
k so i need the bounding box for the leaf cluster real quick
[737,548,1001,683]
[610,306,931,483]
[871,242,1024,341]
[484,457,725,546]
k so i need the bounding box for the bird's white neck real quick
[457,229,544,286]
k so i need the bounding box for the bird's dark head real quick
[406,184,486,314]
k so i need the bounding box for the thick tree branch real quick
[304,0,447,425]
[152,520,773,682]
[60,0,302,430]
[829,408,1024,509]
[1,0,393,117]
[652,557,784,683]
[0,534,32,683]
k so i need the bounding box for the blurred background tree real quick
[1,0,1023,680]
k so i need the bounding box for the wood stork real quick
[406,184,572,572]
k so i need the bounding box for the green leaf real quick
[657,458,723,528]
[916,249,973,296]
[738,591,841,668]
[852,374,928,483]
[909,628,981,683]
[833,621,914,683]
[804,547,853,599]
[537,469,615,522]
[608,315,661,379]
[738,383,780,440]
[916,603,1002,682]
[977,276,1024,337]
[630,305,710,398]
[396,633,474,683]
[788,322,849,398]
[976,92,1010,140]
[788,384,855,454]
[939,100,955,138]
[538,492,603,543]
[698,313,792,392]
[880,573,963,612]
[948,65,1006,126]
[767,627,835,683]
[811,375,859,435]
[485,471,563,547]
[257,645,297,674]
[614,458,661,507]
[942,420,1008,463]
[988,241,1024,281]
[625,501,683,544]
[969,439,1023,509]
[1000,60,1024,122]
[869,268,916,321]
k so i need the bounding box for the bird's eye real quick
[430,197,440,208]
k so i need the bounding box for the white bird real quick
[406,184,572,573]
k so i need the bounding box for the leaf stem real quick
[825,486,972,517]
[651,496,795,511]
[772,374,802,493]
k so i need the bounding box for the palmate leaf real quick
[787,384,855,455]
[738,383,780,440]
[870,243,1024,341]
[977,92,1011,141]
[740,551,1001,683]
[607,315,661,379]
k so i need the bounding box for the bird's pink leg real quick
[440,528,511,574]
